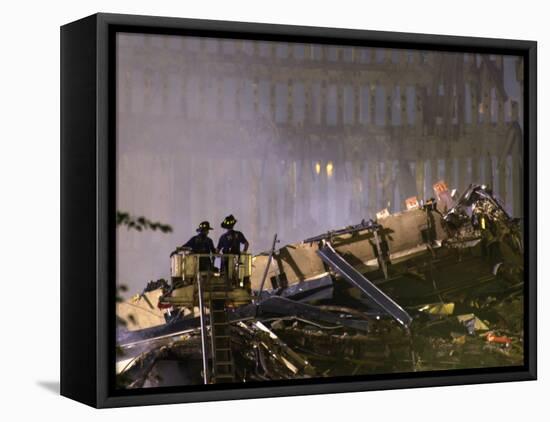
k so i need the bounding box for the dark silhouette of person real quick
[217,215,249,282]
[182,221,216,271]
[217,215,249,254]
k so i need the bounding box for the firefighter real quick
[217,214,249,254]
[217,215,249,285]
[180,221,216,271]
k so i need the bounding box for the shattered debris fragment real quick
[485,332,512,345]
[457,314,490,335]
[419,303,455,316]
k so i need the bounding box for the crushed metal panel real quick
[251,208,450,294]
[251,242,326,290]
[260,274,334,302]
[330,208,447,267]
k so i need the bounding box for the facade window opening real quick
[359,48,371,63]
[258,80,271,118]
[406,86,416,125]
[327,47,338,61]
[293,82,305,123]
[276,43,288,59]
[311,45,322,60]
[315,162,321,175]
[375,85,386,125]
[311,83,322,124]
[326,84,338,125]
[343,85,354,125]
[490,87,498,123]
[240,80,254,121]
[360,86,370,124]
[275,82,288,123]
[326,161,334,178]
[343,48,353,62]
[391,50,400,64]
[465,83,472,124]
[392,86,401,126]
[293,44,305,59]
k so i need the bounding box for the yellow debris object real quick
[419,302,455,316]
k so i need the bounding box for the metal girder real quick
[317,242,412,328]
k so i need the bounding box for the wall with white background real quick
[1,0,546,419]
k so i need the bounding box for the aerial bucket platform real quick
[164,251,253,384]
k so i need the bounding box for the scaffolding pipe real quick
[197,273,209,384]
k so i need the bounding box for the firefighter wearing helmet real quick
[217,215,249,254]
[180,221,216,271]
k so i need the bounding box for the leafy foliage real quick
[116,283,128,304]
[116,211,173,233]
[115,212,173,389]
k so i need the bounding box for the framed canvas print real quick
[60,13,537,408]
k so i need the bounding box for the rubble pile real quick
[116,184,524,388]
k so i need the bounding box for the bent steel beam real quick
[317,242,413,328]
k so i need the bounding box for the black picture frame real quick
[60,12,537,408]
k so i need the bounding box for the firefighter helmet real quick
[221,214,237,229]
[196,221,214,232]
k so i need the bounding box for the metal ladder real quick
[208,275,235,383]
